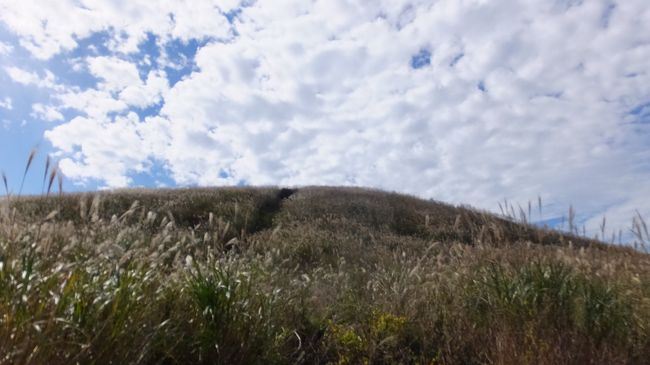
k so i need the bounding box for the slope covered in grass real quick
[0,186,648,364]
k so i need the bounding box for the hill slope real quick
[1,187,648,364]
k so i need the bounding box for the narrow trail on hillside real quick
[250,188,297,233]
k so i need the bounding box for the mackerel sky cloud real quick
[0,0,649,240]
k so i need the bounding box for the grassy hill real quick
[0,186,648,364]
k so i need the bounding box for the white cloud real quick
[5,66,42,85]
[56,88,128,119]
[0,41,12,55]
[2,0,650,238]
[87,56,143,92]
[0,97,11,110]
[45,112,159,188]
[64,58,169,113]
[31,103,64,122]
[119,70,169,108]
[4,67,60,89]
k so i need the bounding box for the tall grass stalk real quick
[1,171,8,197]
[41,155,51,194]
[46,166,58,196]
[17,148,36,196]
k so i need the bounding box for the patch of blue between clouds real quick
[532,214,596,237]
[129,159,176,188]
[163,38,208,86]
[535,207,629,241]
[449,53,464,67]
[133,101,164,120]
[629,101,650,123]
[532,216,565,229]
[600,2,617,28]
[71,30,113,57]
[122,32,200,88]
[410,49,431,69]
[223,0,255,25]
[224,8,242,23]
[130,32,160,80]
[215,169,247,187]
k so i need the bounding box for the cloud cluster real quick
[2,0,650,237]
[4,66,59,89]
[31,103,63,122]
[0,41,12,55]
[0,0,238,58]
[0,97,11,110]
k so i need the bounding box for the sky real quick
[0,0,649,242]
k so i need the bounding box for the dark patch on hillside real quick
[249,187,297,233]
[278,188,297,200]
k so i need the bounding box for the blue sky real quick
[0,0,649,242]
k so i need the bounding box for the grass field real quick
[1,186,649,364]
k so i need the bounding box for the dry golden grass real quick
[0,181,648,364]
